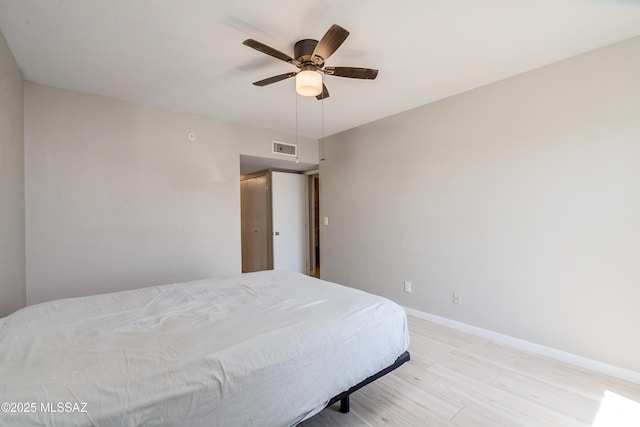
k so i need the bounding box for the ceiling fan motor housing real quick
[294,39,320,65]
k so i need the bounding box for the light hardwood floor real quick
[300,315,640,426]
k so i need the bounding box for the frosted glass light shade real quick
[296,70,322,96]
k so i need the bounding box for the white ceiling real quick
[1,0,639,139]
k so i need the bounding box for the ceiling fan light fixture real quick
[296,70,322,97]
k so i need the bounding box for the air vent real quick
[272,141,297,157]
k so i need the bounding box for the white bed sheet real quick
[0,270,408,427]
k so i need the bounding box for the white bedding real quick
[0,270,409,427]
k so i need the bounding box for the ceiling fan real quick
[242,24,378,100]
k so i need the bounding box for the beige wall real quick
[320,36,640,372]
[0,30,26,317]
[24,83,318,304]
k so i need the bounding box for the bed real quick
[0,270,409,426]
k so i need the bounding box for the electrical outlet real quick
[453,292,462,304]
[404,281,412,293]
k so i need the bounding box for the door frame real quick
[306,172,320,277]
[240,168,318,275]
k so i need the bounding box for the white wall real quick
[25,83,318,305]
[0,30,26,317]
[320,36,640,372]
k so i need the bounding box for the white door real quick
[271,171,307,273]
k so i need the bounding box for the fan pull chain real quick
[320,97,325,161]
[295,91,299,164]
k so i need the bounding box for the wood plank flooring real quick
[299,315,640,426]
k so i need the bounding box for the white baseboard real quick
[403,306,640,385]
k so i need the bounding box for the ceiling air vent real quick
[272,141,297,157]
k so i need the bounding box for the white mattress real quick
[0,270,409,427]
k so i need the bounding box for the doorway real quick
[240,169,318,275]
[239,155,320,276]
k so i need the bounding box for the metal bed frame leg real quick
[339,396,350,413]
[326,351,410,416]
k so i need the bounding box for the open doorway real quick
[239,155,319,276]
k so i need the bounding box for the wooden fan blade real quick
[243,39,299,66]
[253,72,297,87]
[323,67,378,79]
[311,24,349,66]
[316,83,330,100]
